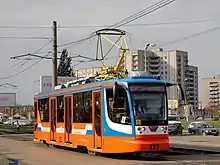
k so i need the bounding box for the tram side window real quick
[57,96,64,122]
[106,88,130,125]
[38,98,49,122]
[73,91,92,123]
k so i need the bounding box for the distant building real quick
[202,75,220,109]
[124,48,197,106]
[186,65,199,109]
[73,48,199,110]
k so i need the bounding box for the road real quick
[170,135,220,152]
[0,134,220,164]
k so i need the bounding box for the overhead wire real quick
[72,23,220,68]
[58,0,177,48]
[155,24,220,48]
[0,53,51,80]
[111,0,176,28]
[0,25,51,29]
[58,34,96,47]
[59,0,179,68]
[4,0,215,79]
[0,36,51,40]
[14,40,52,70]
[0,19,214,29]
[1,40,52,80]
[58,19,215,28]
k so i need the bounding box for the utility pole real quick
[52,21,58,89]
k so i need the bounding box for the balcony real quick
[210,100,220,104]
[210,84,219,88]
[149,69,160,74]
[210,92,219,96]
[210,96,220,100]
[210,89,219,92]
[149,61,160,65]
[149,64,160,68]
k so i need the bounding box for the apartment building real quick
[73,67,101,78]
[124,48,198,109]
[202,76,220,109]
[186,65,199,109]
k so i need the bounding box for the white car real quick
[168,115,181,124]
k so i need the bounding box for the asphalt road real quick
[0,133,220,165]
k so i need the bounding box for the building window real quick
[38,98,49,122]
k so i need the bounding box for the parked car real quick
[168,115,180,122]
[188,121,219,136]
[168,115,183,135]
[168,123,184,135]
[12,119,32,126]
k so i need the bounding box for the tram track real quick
[0,131,220,164]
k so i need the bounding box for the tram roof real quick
[34,76,167,98]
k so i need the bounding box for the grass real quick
[181,120,220,130]
[0,124,33,131]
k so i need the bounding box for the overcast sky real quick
[0,0,220,105]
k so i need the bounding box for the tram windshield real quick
[129,84,167,125]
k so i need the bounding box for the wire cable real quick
[0,53,51,80]
[58,0,177,48]
[113,0,177,28]
[157,24,220,48]
[58,19,215,28]
[0,19,214,30]
[58,33,96,47]
[111,0,169,28]
[0,25,51,29]
[0,36,51,40]
[1,40,52,80]
[13,40,52,70]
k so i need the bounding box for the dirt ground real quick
[0,134,220,165]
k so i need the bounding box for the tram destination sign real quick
[129,86,165,92]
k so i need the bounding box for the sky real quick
[0,0,220,105]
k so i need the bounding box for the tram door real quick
[49,98,57,141]
[64,96,72,143]
[92,90,102,149]
[33,101,38,139]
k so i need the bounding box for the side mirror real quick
[113,82,118,105]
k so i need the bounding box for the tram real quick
[33,28,185,154]
[34,72,184,154]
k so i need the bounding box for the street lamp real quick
[145,43,156,50]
